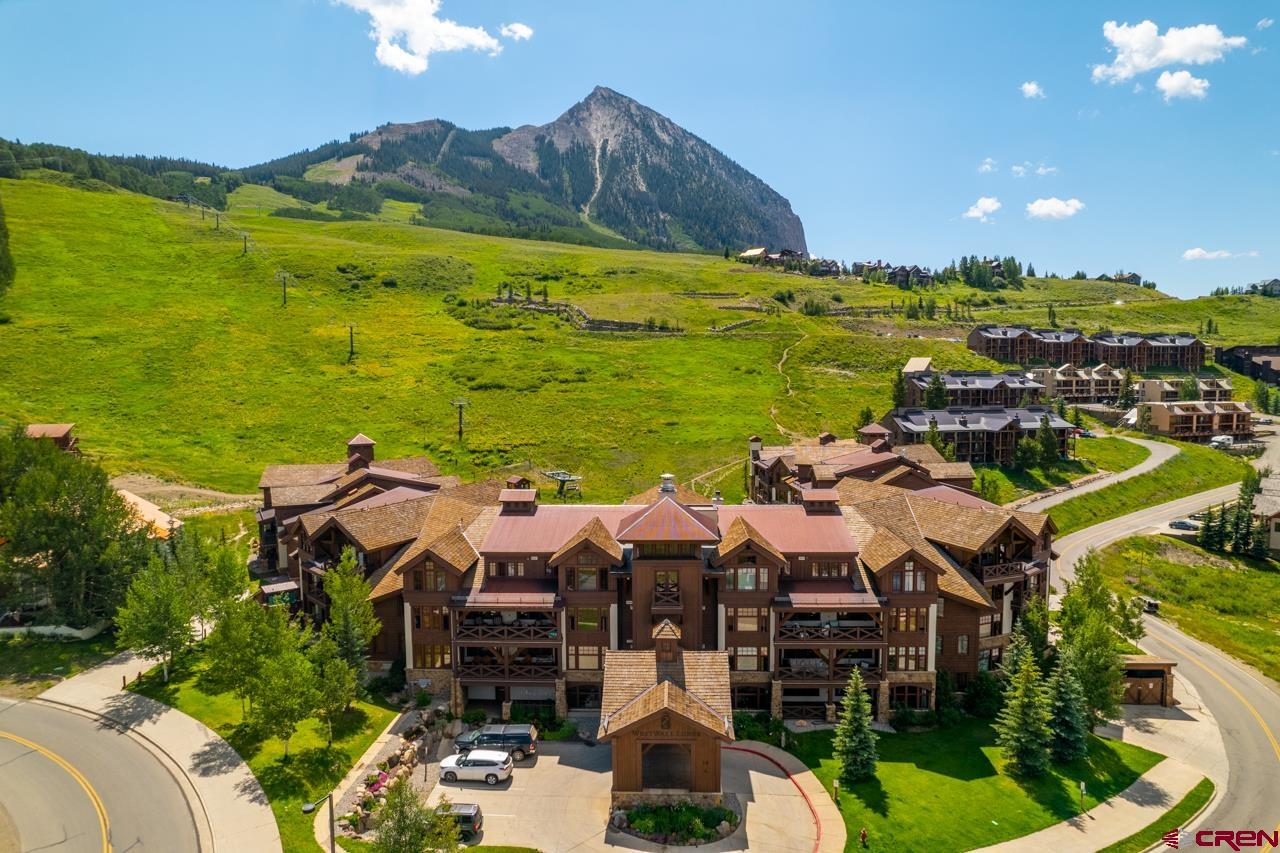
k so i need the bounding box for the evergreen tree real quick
[1063,610,1125,723]
[1178,375,1199,401]
[1210,502,1231,550]
[0,150,19,179]
[1055,395,1067,419]
[891,369,907,410]
[1198,505,1220,551]
[855,406,875,429]
[1136,405,1152,434]
[1014,436,1042,470]
[1026,263,1036,277]
[0,192,14,298]
[1117,370,1137,409]
[723,246,730,260]
[832,669,878,783]
[995,653,1052,777]
[1071,406,1084,428]
[1047,303,1057,328]
[1037,414,1060,466]
[322,546,382,681]
[1249,516,1271,559]
[116,554,194,682]
[1047,650,1090,762]
[1017,595,1052,671]
[974,470,1002,504]
[1254,383,1272,414]
[924,418,956,461]
[924,373,948,409]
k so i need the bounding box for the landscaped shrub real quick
[891,704,937,730]
[414,690,432,708]
[626,802,737,843]
[731,711,784,745]
[964,671,1004,718]
[461,709,487,726]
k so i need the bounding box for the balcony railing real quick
[455,661,559,680]
[980,562,1030,583]
[454,623,559,642]
[779,660,883,682]
[652,583,682,611]
[776,623,883,643]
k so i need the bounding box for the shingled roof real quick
[715,516,786,565]
[549,516,624,565]
[597,649,733,740]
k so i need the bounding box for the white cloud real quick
[336,0,509,75]
[1157,69,1210,101]
[1011,161,1055,177]
[1036,164,1058,176]
[978,157,997,174]
[1091,20,1247,83]
[1259,18,1274,31]
[1026,197,1085,220]
[500,22,533,41]
[1011,163,1027,178]
[1133,82,1145,93]
[1020,81,1046,99]
[1182,247,1259,260]
[963,196,1002,223]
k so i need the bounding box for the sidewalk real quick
[40,649,281,853]
[731,740,846,853]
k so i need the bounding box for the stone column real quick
[450,677,465,718]
[555,678,568,718]
[876,683,890,721]
[501,700,512,722]
[770,679,783,720]
[825,703,838,723]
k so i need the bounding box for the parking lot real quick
[426,741,828,852]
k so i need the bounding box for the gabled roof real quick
[597,650,732,740]
[616,496,719,542]
[25,423,75,439]
[652,619,681,640]
[258,463,346,490]
[549,516,624,565]
[300,494,437,553]
[715,516,786,565]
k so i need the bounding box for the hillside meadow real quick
[2,174,1275,497]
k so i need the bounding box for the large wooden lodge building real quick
[967,325,1205,371]
[257,434,1055,724]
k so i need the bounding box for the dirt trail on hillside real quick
[111,474,260,517]
[768,324,808,438]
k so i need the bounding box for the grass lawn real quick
[1097,777,1214,853]
[131,650,397,853]
[1048,439,1250,536]
[973,436,1149,505]
[789,718,1163,852]
[0,631,118,699]
[1096,536,1280,683]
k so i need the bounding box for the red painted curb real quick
[724,744,823,853]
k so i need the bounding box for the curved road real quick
[0,698,200,852]
[1017,436,1177,513]
[1053,440,1280,842]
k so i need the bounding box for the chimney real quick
[958,415,968,427]
[660,473,676,493]
[346,433,375,472]
[748,435,762,460]
[712,490,724,506]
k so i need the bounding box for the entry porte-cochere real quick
[597,626,734,809]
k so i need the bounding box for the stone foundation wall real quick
[404,668,453,701]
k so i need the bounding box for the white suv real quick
[439,749,513,786]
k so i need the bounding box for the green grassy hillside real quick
[2,175,1275,498]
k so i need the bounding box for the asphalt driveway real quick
[426,741,827,853]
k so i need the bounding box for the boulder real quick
[717,821,732,836]
[610,810,628,829]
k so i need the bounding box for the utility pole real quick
[215,213,220,230]
[347,324,356,363]
[243,235,248,255]
[279,272,288,307]
[451,398,468,443]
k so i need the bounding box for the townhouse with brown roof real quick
[902,357,1043,408]
[749,427,975,503]
[1028,363,1126,403]
[1215,344,1280,386]
[360,475,1053,724]
[881,407,1073,466]
[1129,401,1255,442]
[967,326,1205,370]
[1133,377,1233,404]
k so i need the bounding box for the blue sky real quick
[0,0,1275,297]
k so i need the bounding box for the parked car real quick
[1079,429,1096,438]
[1169,519,1200,531]
[1258,417,1274,425]
[438,802,483,838]
[439,750,513,786]
[453,724,540,761]
[1139,596,1160,614]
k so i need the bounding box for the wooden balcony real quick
[776,623,883,643]
[455,661,559,681]
[980,562,1030,584]
[778,660,883,682]
[454,622,559,643]
[652,582,682,613]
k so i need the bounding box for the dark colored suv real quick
[454,723,540,761]
[438,802,483,839]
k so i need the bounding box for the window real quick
[958,634,970,655]
[892,607,928,632]
[916,570,927,592]
[935,635,942,655]
[412,644,451,669]
[888,646,926,672]
[812,561,849,578]
[567,567,603,591]
[731,647,765,671]
[891,572,902,593]
[569,608,606,632]
[488,561,524,578]
[890,685,932,711]
[732,685,770,711]
[727,566,769,591]
[576,551,597,565]
[413,562,447,592]
[937,598,945,617]
[413,606,449,631]
[978,649,992,671]
[726,607,762,632]
[568,646,601,670]
[636,543,697,559]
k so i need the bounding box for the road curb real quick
[1138,779,1218,853]
[31,696,216,853]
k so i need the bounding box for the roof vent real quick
[660,473,677,493]
[712,490,724,506]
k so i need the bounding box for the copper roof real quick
[499,489,538,502]
[348,433,375,446]
[597,650,732,740]
[616,497,719,542]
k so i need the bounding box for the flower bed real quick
[613,802,739,846]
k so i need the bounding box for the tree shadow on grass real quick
[882,721,999,783]
[1016,736,1159,819]
[222,719,266,763]
[847,776,889,818]
[253,744,349,804]
[330,706,371,742]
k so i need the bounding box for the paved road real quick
[0,698,200,852]
[1053,455,1280,842]
[1017,436,1177,513]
